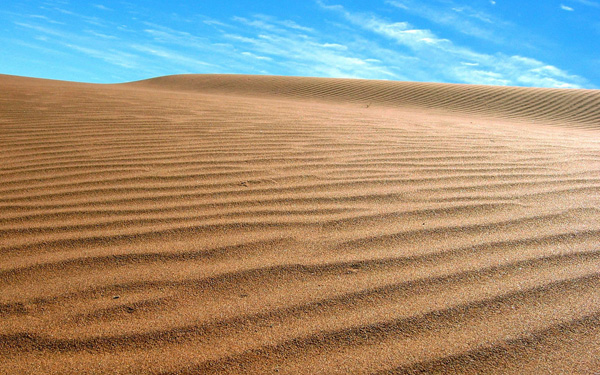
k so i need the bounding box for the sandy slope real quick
[1,73,599,374]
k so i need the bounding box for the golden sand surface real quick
[1,73,600,374]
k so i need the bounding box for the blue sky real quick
[1,0,599,88]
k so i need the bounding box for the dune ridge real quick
[1,73,599,374]
[131,74,600,128]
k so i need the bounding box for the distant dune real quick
[1,73,599,374]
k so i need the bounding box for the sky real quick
[1,0,599,88]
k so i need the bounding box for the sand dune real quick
[1,73,599,374]
[131,74,600,129]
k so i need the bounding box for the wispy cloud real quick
[2,0,594,87]
[385,0,511,44]
[241,51,272,61]
[318,1,589,88]
[64,43,139,69]
[319,43,347,50]
[235,14,315,34]
[570,0,600,8]
[28,14,65,25]
[93,4,112,11]
[130,44,213,68]
[48,6,107,27]
[84,29,118,40]
[221,15,398,79]
[14,21,69,37]
[18,6,393,80]
[561,4,575,11]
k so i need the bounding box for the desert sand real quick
[1,73,599,374]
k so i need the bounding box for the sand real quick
[1,73,599,374]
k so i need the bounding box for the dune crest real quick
[131,74,600,128]
[1,74,600,374]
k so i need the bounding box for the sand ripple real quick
[1,74,599,374]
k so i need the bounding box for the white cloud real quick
[280,19,314,32]
[377,24,448,46]
[6,38,69,56]
[233,15,315,34]
[84,29,118,39]
[5,0,592,87]
[390,1,409,10]
[51,7,106,26]
[28,14,65,25]
[218,14,400,79]
[320,43,348,50]
[561,4,575,11]
[203,19,228,27]
[453,68,509,86]
[130,44,213,68]
[93,4,112,11]
[385,0,518,45]
[319,2,589,88]
[63,43,139,69]
[571,0,600,8]
[241,51,273,61]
